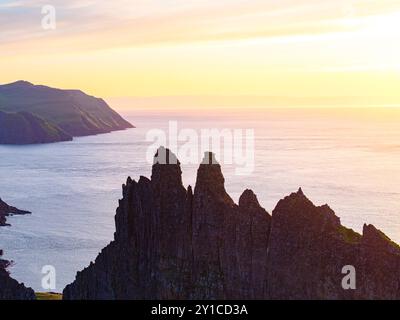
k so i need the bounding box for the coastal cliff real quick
[0,81,133,144]
[63,147,400,300]
[0,110,72,145]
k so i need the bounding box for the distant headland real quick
[0,81,134,145]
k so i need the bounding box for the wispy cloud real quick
[2,0,400,50]
[2,0,400,98]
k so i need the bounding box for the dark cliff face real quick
[63,147,271,299]
[266,190,400,300]
[63,148,400,300]
[0,250,35,300]
[267,189,356,299]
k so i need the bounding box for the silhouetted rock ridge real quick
[63,148,400,300]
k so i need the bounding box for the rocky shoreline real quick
[0,198,35,300]
[0,198,31,226]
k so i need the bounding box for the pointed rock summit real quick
[194,152,233,206]
[239,189,261,209]
[196,152,225,187]
[63,147,400,300]
[151,147,183,189]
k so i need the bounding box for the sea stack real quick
[63,147,400,300]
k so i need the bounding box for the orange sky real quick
[1,0,400,106]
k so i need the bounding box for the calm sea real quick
[1,108,400,292]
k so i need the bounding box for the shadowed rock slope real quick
[63,148,400,300]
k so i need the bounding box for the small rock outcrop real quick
[0,250,35,300]
[0,198,31,226]
[63,147,400,300]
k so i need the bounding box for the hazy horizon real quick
[1,0,400,102]
[105,96,400,111]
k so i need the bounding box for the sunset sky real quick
[1,0,400,106]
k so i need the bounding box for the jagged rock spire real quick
[64,151,400,300]
[153,146,180,165]
[297,187,304,196]
[239,189,261,209]
[362,223,400,252]
[195,152,230,201]
[151,147,183,189]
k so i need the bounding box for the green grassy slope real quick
[0,81,134,138]
[0,110,72,144]
[35,292,63,300]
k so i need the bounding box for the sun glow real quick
[1,0,400,106]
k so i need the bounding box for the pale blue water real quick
[1,108,400,292]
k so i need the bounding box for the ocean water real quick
[1,108,400,292]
